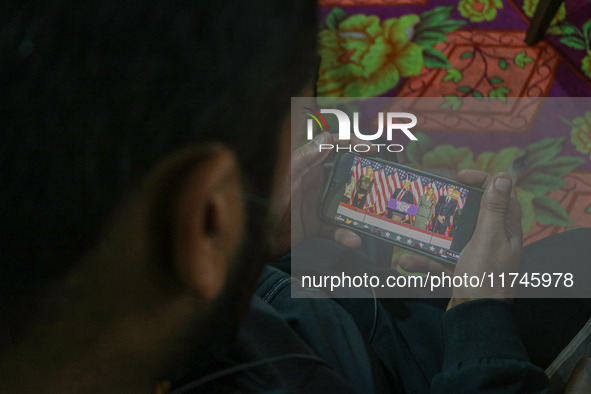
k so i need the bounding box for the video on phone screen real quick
[324,154,478,263]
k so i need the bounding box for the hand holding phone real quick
[273,132,362,257]
[447,171,522,306]
[398,170,523,306]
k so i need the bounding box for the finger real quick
[334,228,362,249]
[506,189,522,247]
[456,169,493,189]
[292,132,334,180]
[318,224,362,249]
[473,173,513,240]
[397,253,453,275]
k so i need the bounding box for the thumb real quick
[473,173,513,239]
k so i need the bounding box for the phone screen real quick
[321,153,483,264]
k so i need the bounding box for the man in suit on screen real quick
[432,186,458,235]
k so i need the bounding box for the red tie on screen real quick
[398,190,405,200]
[446,196,450,204]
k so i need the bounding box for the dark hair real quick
[1,0,317,316]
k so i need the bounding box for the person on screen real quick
[449,208,463,238]
[351,168,374,209]
[415,187,436,230]
[432,186,458,235]
[341,174,356,204]
[386,179,414,221]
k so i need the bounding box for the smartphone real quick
[320,152,483,264]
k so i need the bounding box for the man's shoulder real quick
[177,292,359,393]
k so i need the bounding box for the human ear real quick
[171,145,245,301]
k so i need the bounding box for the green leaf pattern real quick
[412,6,466,70]
[442,68,463,84]
[555,18,591,79]
[514,51,534,68]
[440,48,535,99]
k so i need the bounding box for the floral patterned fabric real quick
[318,0,591,249]
[318,13,424,96]
[458,0,503,22]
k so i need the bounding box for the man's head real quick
[447,186,456,197]
[1,0,317,367]
[403,180,411,190]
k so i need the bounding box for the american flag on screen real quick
[348,156,468,214]
[458,188,469,208]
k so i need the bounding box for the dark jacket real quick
[352,176,374,209]
[434,195,457,228]
[170,262,549,393]
[391,188,415,205]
